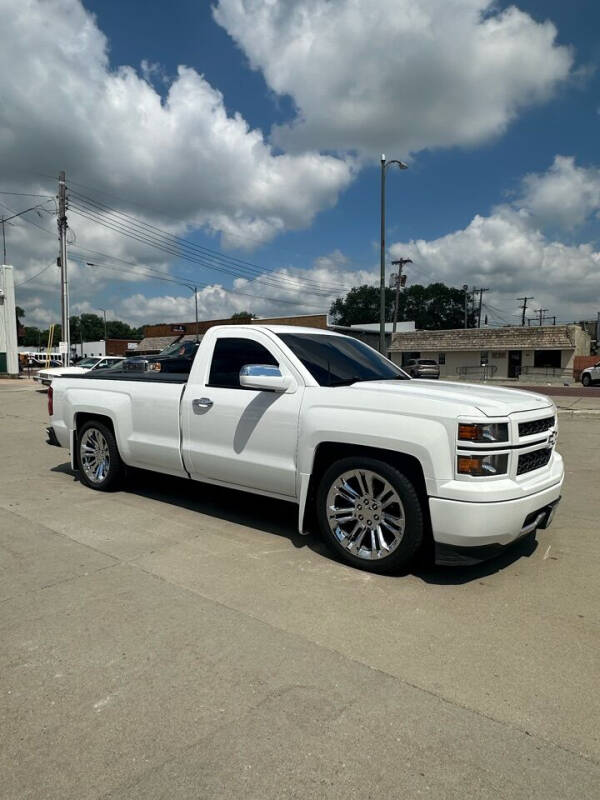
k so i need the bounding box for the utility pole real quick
[379,154,408,354]
[1,218,5,264]
[596,312,600,355]
[517,296,534,327]
[194,287,199,342]
[98,307,107,340]
[536,308,548,326]
[57,171,70,365]
[473,287,489,328]
[463,284,469,328]
[390,258,411,333]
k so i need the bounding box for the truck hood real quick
[349,379,553,417]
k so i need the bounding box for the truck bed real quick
[60,371,189,384]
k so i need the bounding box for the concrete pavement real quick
[1,382,599,799]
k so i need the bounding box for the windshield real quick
[279,333,408,386]
[159,340,196,357]
[418,360,437,365]
[78,358,101,368]
[101,359,125,371]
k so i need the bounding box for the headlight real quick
[458,422,508,443]
[457,453,508,477]
[150,362,162,372]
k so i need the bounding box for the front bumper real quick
[429,479,563,565]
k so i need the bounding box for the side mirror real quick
[239,364,294,392]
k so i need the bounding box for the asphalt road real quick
[1,382,599,799]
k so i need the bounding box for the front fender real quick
[296,407,454,533]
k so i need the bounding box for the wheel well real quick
[73,413,117,469]
[303,442,431,535]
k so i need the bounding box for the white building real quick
[0,265,18,375]
[389,325,591,381]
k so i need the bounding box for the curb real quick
[557,409,600,418]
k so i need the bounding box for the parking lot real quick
[1,381,599,799]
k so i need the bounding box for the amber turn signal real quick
[458,424,480,441]
[457,456,482,474]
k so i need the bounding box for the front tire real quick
[582,373,592,387]
[316,457,424,574]
[77,420,124,491]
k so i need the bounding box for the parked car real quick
[580,362,600,387]
[122,340,200,373]
[405,358,440,379]
[47,325,562,572]
[146,340,200,373]
[35,356,125,386]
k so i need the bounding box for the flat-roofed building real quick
[389,325,590,381]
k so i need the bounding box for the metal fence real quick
[519,366,573,379]
[456,365,498,381]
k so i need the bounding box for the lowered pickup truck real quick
[47,325,563,572]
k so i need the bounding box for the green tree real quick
[329,285,395,326]
[330,282,475,330]
[106,319,142,339]
[22,326,42,347]
[230,311,256,320]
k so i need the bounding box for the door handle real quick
[192,397,213,412]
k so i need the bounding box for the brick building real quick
[389,325,591,381]
[135,314,330,355]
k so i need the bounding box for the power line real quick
[481,301,512,327]
[0,190,54,198]
[81,260,331,310]
[68,190,348,294]
[63,174,370,268]
[0,195,332,311]
[69,201,342,298]
[14,260,57,287]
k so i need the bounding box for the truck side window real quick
[208,338,278,389]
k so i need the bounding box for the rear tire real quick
[316,456,424,574]
[582,373,591,387]
[77,420,124,491]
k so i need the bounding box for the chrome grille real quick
[518,417,555,437]
[517,448,552,476]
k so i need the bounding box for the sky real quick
[1,0,599,331]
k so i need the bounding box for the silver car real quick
[405,358,440,379]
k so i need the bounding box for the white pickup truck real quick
[47,325,563,571]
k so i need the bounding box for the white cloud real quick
[1,0,352,250]
[390,158,600,322]
[214,0,573,157]
[114,250,377,326]
[518,155,600,231]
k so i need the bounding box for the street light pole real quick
[379,154,408,354]
[98,307,107,340]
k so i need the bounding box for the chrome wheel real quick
[80,427,111,484]
[326,469,405,560]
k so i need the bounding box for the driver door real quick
[181,331,303,498]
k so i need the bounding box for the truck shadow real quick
[52,462,538,585]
